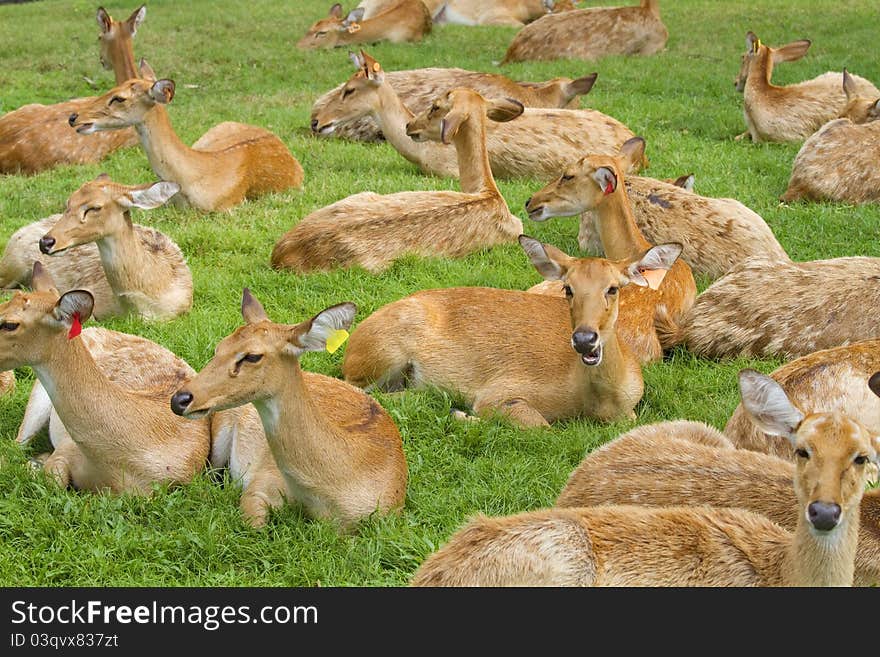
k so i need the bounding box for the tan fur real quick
[735,32,880,143]
[0,6,144,175]
[0,175,191,321]
[69,79,303,212]
[525,140,696,362]
[312,53,637,180]
[0,370,14,395]
[556,420,880,586]
[297,1,431,50]
[502,1,667,64]
[433,0,576,27]
[272,88,523,274]
[172,292,407,531]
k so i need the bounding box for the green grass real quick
[1,0,879,586]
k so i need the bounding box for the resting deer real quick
[272,88,524,274]
[0,174,191,320]
[297,1,431,49]
[502,0,667,64]
[524,138,696,363]
[170,290,407,531]
[735,32,879,143]
[839,68,880,124]
[68,75,304,212]
[311,59,600,143]
[660,257,880,359]
[0,5,144,175]
[312,52,638,180]
[725,340,880,461]
[411,370,879,586]
[1,263,210,493]
[433,0,576,27]
[555,418,880,587]
[343,236,681,426]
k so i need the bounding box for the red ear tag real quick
[604,181,615,195]
[68,312,82,340]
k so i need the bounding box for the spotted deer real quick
[0,174,191,321]
[272,88,524,274]
[297,1,431,49]
[501,1,667,64]
[735,32,879,142]
[170,290,407,531]
[311,52,638,180]
[555,418,880,587]
[343,236,682,427]
[0,5,145,175]
[433,0,577,27]
[411,370,878,586]
[67,75,304,212]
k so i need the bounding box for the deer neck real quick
[595,187,652,261]
[747,50,773,92]
[108,37,138,84]
[95,215,166,303]
[371,84,423,162]
[337,18,390,46]
[784,507,860,586]
[135,106,207,184]
[451,113,497,195]
[642,0,660,17]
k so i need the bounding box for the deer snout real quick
[38,236,56,255]
[807,501,842,532]
[68,113,78,127]
[170,391,194,416]
[571,330,599,353]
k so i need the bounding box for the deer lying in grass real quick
[170,290,407,530]
[0,5,144,175]
[433,0,576,27]
[525,140,787,279]
[343,236,681,426]
[839,68,880,124]
[68,74,304,212]
[0,174,191,320]
[312,52,638,180]
[725,340,880,461]
[735,32,880,143]
[502,0,667,64]
[311,59,600,143]
[411,370,879,586]
[660,257,880,359]
[525,138,696,363]
[272,88,524,274]
[297,1,431,49]
[1,263,209,493]
[555,418,880,587]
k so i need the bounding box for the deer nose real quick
[571,330,599,353]
[68,113,78,127]
[807,502,841,532]
[170,391,194,416]
[310,118,319,132]
[38,236,56,255]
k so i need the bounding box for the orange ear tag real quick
[604,181,615,195]
[639,268,668,290]
[68,312,82,340]
[347,23,361,33]
[326,329,349,354]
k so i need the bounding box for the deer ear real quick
[329,2,343,17]
[50,290,94,332]
[618,137,646,173]
[738,369,805,445]
[349,51,365,69]
[138,58,156,81]
[842,68,857,99]
[486,98,524,123]
[745,31,758,53]
[772,39,811,63]
[519,235,572,281]
[30,262,58,294]
[564,72,598,98]
[290,303,357,355]
[241,288,269,324]
[440,110,466,145]
[149,79,175,104]
[343,7,365,26]
[362,52,384,83]
[592,166,618,196]
[96,6,112,33]
[120,182,180,210]
[125,5,146,36]
[624,243,682,289]
[672,173,695,191]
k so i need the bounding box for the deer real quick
[0,174,191,321]
[524,140,788,279]
[0,5,145,175]
[169,289,407,531]
[342,235,682,427]
[272,88,525,274]
[839,68,880,124]
[67,74,304,212]
[432,0,577,27]
[735,32,880,143]
[311,59,601,143]
[554,418,880,587]
[658,257,880,359]
[524,138,696,363]
[0,263,210,493]
[311,52,640,181]
[297,1,432,50]
[410,370,879,586]
[501,1,667,64]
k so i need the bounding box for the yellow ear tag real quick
[326,329,350,354]
[347,22,361,33]
[753,39,761,53]
[639,268,668,290]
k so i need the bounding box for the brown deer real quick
[735,32,879,142]
[311,52,638,180]
[0,5,145,175]
[839,68,880,124]
[502,1,667,64]
[411,370,879,586]
[0,174,191,321]
[297,1,431,49]
[67,76,304,212]
[170,290,407,531]
[342,236,682,427]
[524,138,696,363]
[433,0,577,26]
[0,263,210,493]
[272,88,524,274]
[555,418,880,587]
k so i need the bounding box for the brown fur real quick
[0,370,14,395]
[272,88,523,274]
[502,1,667,64]
[297,1,431,50]
[433,0,576,27]
[0,6,144,175]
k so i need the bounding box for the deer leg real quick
[474,396,551,428]
[42,437,81,489]
[239,464,286,529]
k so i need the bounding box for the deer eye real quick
[795,448,810,459]
[854,455,868,465]
[560,174,574,183]
[562,284,573,298]
[0,322,19,331]
[109,96,125,105]
[242,354,263,364]
[315,31,327,37]
[84,207,100,215]
[342,88,354,98]
[607,286,619,295]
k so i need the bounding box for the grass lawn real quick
[0,0,878,586]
